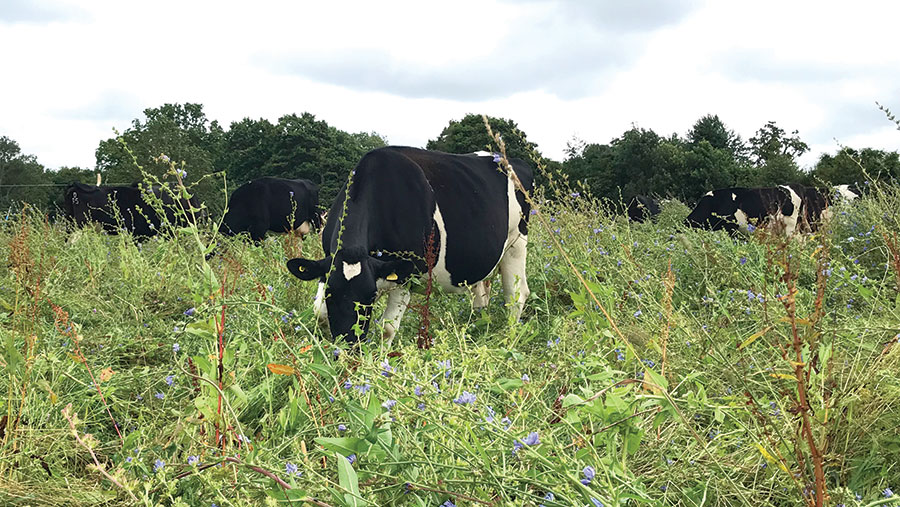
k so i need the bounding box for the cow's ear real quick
[371,257,417,283]
[287,257,331,281]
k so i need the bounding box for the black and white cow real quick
[799,184,861,232]
[221,177,320,242]
[626,195,661,222]
[684,185,805,236]
[64,182,200,238]
[286,146,534,343]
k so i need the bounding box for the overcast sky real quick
[2,0,899,171]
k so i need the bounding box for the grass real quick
[1,176,900,506]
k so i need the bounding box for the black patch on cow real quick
[221,177,320,241]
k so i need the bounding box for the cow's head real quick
[287,247,416,343]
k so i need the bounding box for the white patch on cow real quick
[431,203,465,293]
[380,286,411,344]
[471,150,492,157]
[778,185,802,237]
[734,208,749,229]
[731,193,737,201]
[342,261,361,280]
[835,184,859,201]
[313,281,328,326]
[705,191,714,197]
[498,172,529,319]
[296,220,311,236]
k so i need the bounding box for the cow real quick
[626,195,661,222]
[798,184,861,232]
[64,182,200,238]
[286,146,534,344]
[220,177,320,242]
[684,185,804,236]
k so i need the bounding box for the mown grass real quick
[1,179,899,506]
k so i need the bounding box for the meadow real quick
[1,170,900,506]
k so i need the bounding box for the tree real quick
[687,114,747,160]
[95,103,226,210]
[219,113,387,205]
[0,136,52,214]
[812,147,900,185]
[427,114,540,163]
[748,121,808,166]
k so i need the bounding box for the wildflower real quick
[176,169,187,179]
[521,373,530,382]
[172,343,180,353]
[289,191,294,198]
[492,153,501,163]
[153,459,165,472]
[441,500,457,507]
[739,256,747,265]
[266,285,273,292]
[155,392,165,399]
[485,406,495,423]
[501,417,511,429]
[355,383,371,394]
[237,434,250,443]
[343,380,352,389]
[382,399,397,410]
[346,454,356,465]
[885,488,895,498]
[188,455,199,466]
[747,224,756,233]
[417,402,426,411]
[454,391,476,404]
[414,385,423,396]
[591,498,604,507]
[285,462,299,476]
[708,429,718,440]
[184,307,195,317]
[333,348,341,358]
[523,431,540,446]
[125,456,132,463]
[173,326,179,333]
[337,424,347,432]
[633,310,642,318]
[660,485,668,492]
[165,375,174,386]
[582,465,595,484]
[615,348,625,361]
[380,359,394,377]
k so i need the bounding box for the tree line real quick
[2,103,898,216]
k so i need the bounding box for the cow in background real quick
[220,178,320,242]
[684,185,804,236]
[64,182,200,238]
[626,195,661,222]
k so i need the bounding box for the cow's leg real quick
[381,285,411,344]
[499,234,529,320]
[249,224,267,243]
[313,281,328,328]
[472,280,490,310]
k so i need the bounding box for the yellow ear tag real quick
[297,266,304,271]
[386,273,398,281]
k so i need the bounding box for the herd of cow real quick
[61,146,860,344]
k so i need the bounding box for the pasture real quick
[1,175,899,506]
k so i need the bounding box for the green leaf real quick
[644,368,669,391]
[315,437,363,456]
[307,362,336,378]
[562,393,586,407]
[336,452,366,506]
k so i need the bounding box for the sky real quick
[2,0,899,171]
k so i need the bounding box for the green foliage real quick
[3,168,900,505]
[811,147,900,185]
[426,113,540,162]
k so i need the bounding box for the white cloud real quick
[0,0,898,173]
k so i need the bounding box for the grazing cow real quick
[286,146,534,344]
[220,177,321,242]
[626,195,661,222]
[799,184,861,232]
[685,185,804,236]
[64,182,200,238]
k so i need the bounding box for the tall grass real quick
[1,167,899,506]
